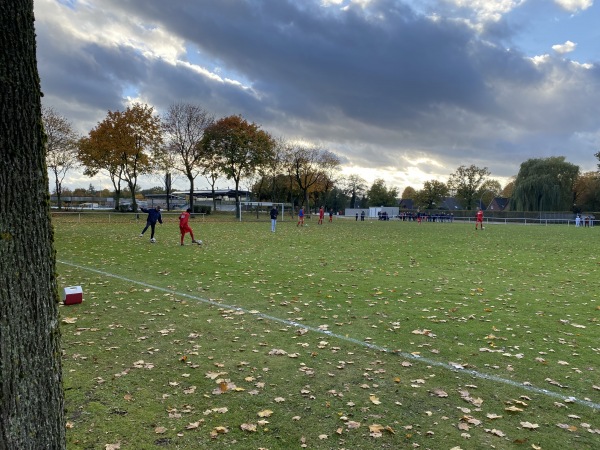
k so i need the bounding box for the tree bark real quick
[0,1,66,449]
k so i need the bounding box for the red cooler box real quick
[63,286,83,305]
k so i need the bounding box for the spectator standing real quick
[270,205,279,232]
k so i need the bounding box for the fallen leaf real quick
[240,423,257,432]
[485,428,506,437]
[431,388,448,398]
[210,426,229,438]
[185,420,204,429]
[258,409,273,418]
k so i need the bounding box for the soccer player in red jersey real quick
[318,206,324,224]
[475,208,484,230]
[179,208,199,245]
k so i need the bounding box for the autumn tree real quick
[477,179,501,209]
[573,172,600,212]
[414,179,449,209]
[201,115,276,217]
[500,179,515,198]
[79,103,161,211]
[78,134,125,210]
[0,1,66,448]
[284,142,341,210]
[161,103,214,211]
[340,174,367,209]
[510,157,579,211]
[447,164,491,210]
[42,106,79,209]
[257,137,288,203]
[121,103,162,211]
[366,178,399,207]
[401,186,417,199]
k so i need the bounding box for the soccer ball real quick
[196,240,203,245]
[150,238,156,243]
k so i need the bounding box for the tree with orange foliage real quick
[78,103,162,211]
[202,115,275,218]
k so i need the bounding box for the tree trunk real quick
[165,173,171,211]
[188,176,195,212]
[0,1,66,449]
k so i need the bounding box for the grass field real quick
[54,213,600,449]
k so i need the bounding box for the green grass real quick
[55,214,600,449]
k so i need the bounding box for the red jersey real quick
[476,210,483,221]
[179,211,191,227]
[319,208,324,219]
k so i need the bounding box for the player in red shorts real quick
[475,208,484,230]
[179,208,200,245]
[297,207,305,227]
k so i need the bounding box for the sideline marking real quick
[58,259,600,411]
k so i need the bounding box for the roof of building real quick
[172,189,251,199]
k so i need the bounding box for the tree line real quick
[45,103,600,214]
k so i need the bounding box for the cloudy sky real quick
[36,0,600,193]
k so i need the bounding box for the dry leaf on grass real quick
[258,409,273,417]
[369,395,381,405]
[431,388,448,397]
[485,428,506,437]
[210,426,229,438]
[185,420,204,429]
[520,421,539,429]
[240,423,257,432]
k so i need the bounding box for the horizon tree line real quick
[44,103,600,213]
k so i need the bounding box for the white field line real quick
[58,259,600,411]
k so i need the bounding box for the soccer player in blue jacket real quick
[139,206,163,242]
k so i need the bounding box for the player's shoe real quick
[151,238,156,243]
[139,233,143,237]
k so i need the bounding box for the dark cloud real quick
[36,0,600,189]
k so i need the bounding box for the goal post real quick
[240,202,288,221]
